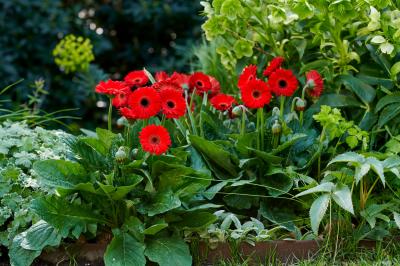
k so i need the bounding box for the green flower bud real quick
[115,147,128,163]
[272,120,282,135]
[232,105,243,117]
[295,98,307,111]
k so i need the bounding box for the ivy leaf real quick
[310,194,330,234]
[331,184,354,215]
[104,231,146,266]
[145,237,192,266]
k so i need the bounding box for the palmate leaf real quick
[31,196,108,237]
[310,194,330,234]
[144,237,192,266]
[104,231,146,266]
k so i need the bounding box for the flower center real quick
[140,98,150,107]
[278,79,287,88]
[248,76,254,81]
[196,80,204,88]
[252,90,261,99]
[167,100,175,109]
[150,135,160,144]
[135,78,141,83]
[220,103,228,108]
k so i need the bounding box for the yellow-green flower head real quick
[52,34,94,73]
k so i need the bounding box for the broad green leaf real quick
[104,232,146,266]
[174,211,217,230]
[375,93,400,113]
[203,181,228,200]
[154,162,211,199]
[138,190,181,217]
[247,148,283,164]
[145,237,192,266]
[300,60,332,74]
[383,156,400,168]
[328,152,365,166]
[314,94,362,108]
[32,196,108,237]
[365,157,385,186]
[80,137,108,156]
[295,182,335,197]
[310,194,330,234]
[33,160,88,189]
[331,184,354,214]
[143,223,168,235]
[21,221,61,251]
[122,217,144,242]
[189,135,238,179]
[263,170,293,197]
[10,233,41,266]
[391,62,400,79]
[260,201,298,232]
[96,128,117,150]
[270,134,307,155]
[97,174,143,200]
[378,104,400,128]
[339,75,376,103]
[394,212,400,229]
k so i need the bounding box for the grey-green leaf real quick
[21,220,61,251]
[332,184,354,214]
[295,182,335,198]
[328,152,365,166]
[310,194,330,234]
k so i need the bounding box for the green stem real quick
[241,107,246,136]
[280,96,285,122]
[317,127,326,179]
[299,85,308,127]
[108,97,113,131]
[199,93,208,138]
[256,109,260,150]
[258,108,265,150]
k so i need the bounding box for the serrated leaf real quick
[33,160,88,189]
[328,152,365,166]
[145,237,192,266]
[355,163,370,184]
[310,194,330,234]
[332,184,354,214]
[365,157,385,186]
[295,182,335,198]
[104,232,146,266]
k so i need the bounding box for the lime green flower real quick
[52,34,94,73]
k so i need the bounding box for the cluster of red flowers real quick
[95,70,237,155]
[238,57,324,109]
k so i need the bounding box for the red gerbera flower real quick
[210,94,236,111]
[268,69,298,97]
[95,80,130,96]
[139,124,171,155]
[119,107,137,120]
[112,92,130,108]
[155,71,169,82]
[170,72,191,87]
[127,87,161,119]
[189,72,212,95]
[124,70,149,87]
[209,76,221,98]
[159,88,186,119]
[241,80,271,109]
[153,80,183,93]
[238,65,257,90]
[263,57,284,77]
[306,70,324,98]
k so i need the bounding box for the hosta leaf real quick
[295,182,335,197]
[32,196,108,237]
[331,184,354,214]
[33,160,88,189]
[21,220,61,251]
[145,237,192,266]
[104,231,146,266]
[310,194,330,234]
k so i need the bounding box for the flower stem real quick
[108,97,113,131]
[299,84,308,127]
[280,96,285,122]
[258,108,265,150]
[256,109,260,150]
[241,108,246,136]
